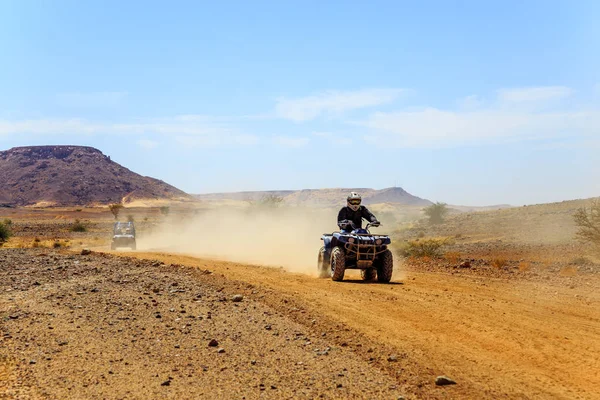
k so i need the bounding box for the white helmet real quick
[347,192,362,211]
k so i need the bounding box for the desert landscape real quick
[2,3,599,398]
[1,146,599,399]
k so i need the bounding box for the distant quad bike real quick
[318,221,393,282]
[110,221,136,250]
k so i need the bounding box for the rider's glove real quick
[371,220,381,227]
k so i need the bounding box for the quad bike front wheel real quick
[361,268,376,281]
[317,246,330,278]
[376,249,393,283]
[330,247,346,281]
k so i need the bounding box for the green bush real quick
[570,257,592,266]
[0,221,11,243]
[423,202,449,225]
[109,204,124,220]
[574,199,600,250]
[70,219,87,232]
[397,237,452,258]
[247,195,284,209]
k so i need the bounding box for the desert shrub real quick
[519,261,531,272]
[160,206,170,216]
[32,237,41,248]
[3,218,12,226]
[559,266,578,277]
[491,258,508,269]
[399,237,452,258]
[444,251,461,264]
[0,221,11,243]
[143,217,149,222]
[53,241,62,248]
[573,200,600,249]
[109,204,124,220]
[570,257,591,266]
[518,261,531,272]
[423,202,449,225]
[127,214,135,222]
[70,219,87,232]
[253,195,284,209]
[75,209,82,212]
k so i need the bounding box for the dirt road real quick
[122,251,600,399]
[2,247,599,399]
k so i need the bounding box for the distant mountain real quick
[195,187,432,207]
[0,145,191,206]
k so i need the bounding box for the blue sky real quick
[1,0,599,205]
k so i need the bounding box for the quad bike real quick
[110,221,137,250]
[318,221,393,282]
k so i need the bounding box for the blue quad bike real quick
[318,221,393,282]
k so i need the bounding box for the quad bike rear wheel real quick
[361,268,376,281]
[330,247,346,281]
[317,246,330,278]
[376,249,393,283]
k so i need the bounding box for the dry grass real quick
[559,266,578,277]
[491,258,508,269]
[444,251,462,264]
[518,261,531,272]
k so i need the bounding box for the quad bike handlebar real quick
[366,221,381,229]
[338,220,382,231]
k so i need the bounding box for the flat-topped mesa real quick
[1,145,109,160]
[0,145,191,206]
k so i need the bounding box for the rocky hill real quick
[195,186,432,207]
[0,146,191,206]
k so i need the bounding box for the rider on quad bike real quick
[337,192,380,232]
[319,192,393,282]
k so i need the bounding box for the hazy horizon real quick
[1,1,598,206]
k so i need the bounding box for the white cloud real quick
[56,91,128,107]
[0,118,102,135]
[496,86,573,103]
[0,115,258,148]
[457,95,483,110]
[359,86,599,148]
[175,134,258,148]
[137,139,159,149]
[0,116,233,137]
[275,88,404,122]
[272,136,310,148]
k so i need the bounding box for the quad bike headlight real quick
[375,239,382,245]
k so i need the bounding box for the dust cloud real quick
[139,207,337,275]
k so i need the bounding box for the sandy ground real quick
[117,251,600,400]
[3,246,599,399]
[2,206,600,399]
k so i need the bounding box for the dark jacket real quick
[337,206,377,230]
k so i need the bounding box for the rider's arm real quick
[337,208,354,230]
[362,206,378,223]
[337,207,347,222]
